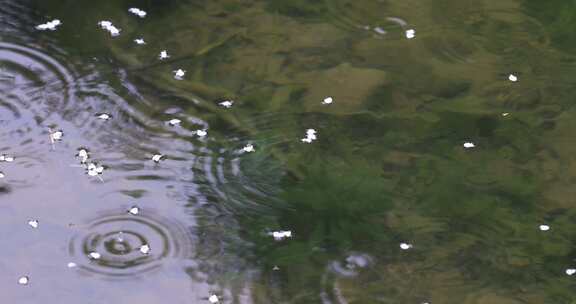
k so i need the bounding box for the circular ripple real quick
[68,211,193,278]
[192,137,285,215]
[0,42,74,148]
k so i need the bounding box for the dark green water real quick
[1,0,576,303]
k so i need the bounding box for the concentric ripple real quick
[192,135,286,215]
[68,211,193,278]
[0,41,75,148]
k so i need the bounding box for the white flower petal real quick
[28,220,39,229]
[18,276,29,285]
[539,224,550,231]
[321,97,333,105]
[128,206,140,215]
[400,242,413,250]
[405,29,416,39]
[208,294,219,303]
[218,100,234,108]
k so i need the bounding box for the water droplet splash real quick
[68,211,193,277]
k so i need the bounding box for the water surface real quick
[1,0,576,303]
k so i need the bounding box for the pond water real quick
[1,0,576,303]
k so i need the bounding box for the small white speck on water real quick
[273,265,280,271]
[96,113,111,120]
[208,294,219,303]
[159,50,170,60]
[0,171,5,178]
[36,19,61,31]
[405,29,415,39]
[566,268,576,276]
[400,242,413,250]
[173,69,186,80]
[134,38,146,45]
[242,144,255,153]
[508,74,518,82]
[86,162,104,176]
[139,244,151,255]
[76,148,89,164]
[539,224,550,231]
[18,276,29,285]
[67,262,77,268]
[0,154,14,162]
[321,96,333,105]
[128,8,147,18]
[270,230,292,241]
[463,142,475,149]
[152,154,165,163]
[28,220,39,229]
[50,129,64,142]
[98,20,121,37]
[502,112,510,117]
[89,252,101,260]
[167,118,181,126]
[301,129,317,143]
[128,206,140,215]
[196,129,208,137]
[218,100,234,108]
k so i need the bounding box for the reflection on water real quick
[2,0,576,303]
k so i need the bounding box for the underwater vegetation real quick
[1,0,576,303]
